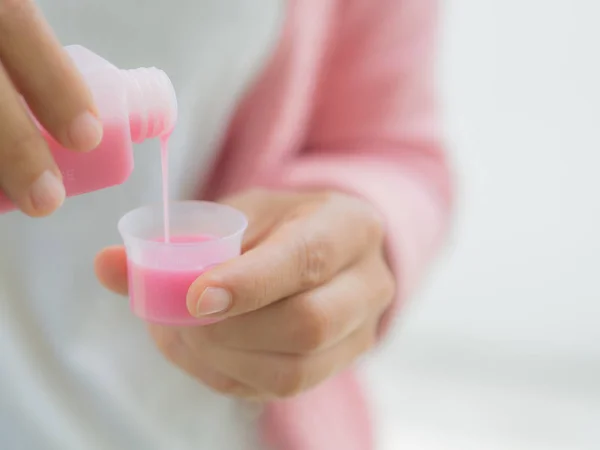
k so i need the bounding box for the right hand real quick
[0,0,103,217]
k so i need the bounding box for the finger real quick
[0,64,65,216]
[0,0,102,151]
[201,256,393,354]
[181,319,377,398]
[149,325,256,398]
[187,194,382,318]
[95,246,128,295]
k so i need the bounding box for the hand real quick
[0,0,101,216]
[96,189,395,400]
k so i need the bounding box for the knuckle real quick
[4,130,43,166]
[350,197,385,245]
[1,137,48,189]
[296,235,333,288]
[291,295,331,353]
[342,194,385,245]
[270,358,310,398]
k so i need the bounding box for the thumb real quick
[95,246,128,295]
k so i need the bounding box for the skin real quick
[96,189,396,400]
[0,0,102,217]
[2,0,395,400]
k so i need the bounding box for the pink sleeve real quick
[276,0,453,337]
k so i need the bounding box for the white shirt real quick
[0,1,283,448]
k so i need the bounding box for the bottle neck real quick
[120,68,177,143]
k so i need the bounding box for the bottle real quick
[0,45,177,214]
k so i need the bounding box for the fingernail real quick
[29,170,65,213]
[68,111,103,151]
[196,288,231,316]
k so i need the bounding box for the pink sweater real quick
[204,1,452,448]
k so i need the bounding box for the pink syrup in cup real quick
[119,201,247,326]
[128,235,217,325]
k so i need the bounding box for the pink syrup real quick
[127,235,221,326]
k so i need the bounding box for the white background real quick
[368,1,600,449]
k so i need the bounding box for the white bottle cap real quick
[120,68,178,142]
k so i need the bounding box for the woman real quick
[0,0,451,448]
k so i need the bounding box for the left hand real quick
[95,188,395,400]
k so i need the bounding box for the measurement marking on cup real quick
[61,169,76,182]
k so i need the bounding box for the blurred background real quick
[366,1,600,449]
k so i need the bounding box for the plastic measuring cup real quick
[118,201,247,326]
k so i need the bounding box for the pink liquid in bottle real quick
[0,45,177,214]
[0,121,134,213]
[127,235,221,326]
